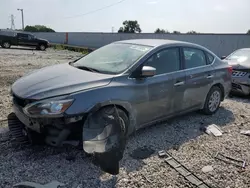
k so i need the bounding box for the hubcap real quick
[4,42,10,48]
[40,45,45,50]
[208,90,221,112]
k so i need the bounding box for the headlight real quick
[23,98,74,117]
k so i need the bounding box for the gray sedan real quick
[9,39,232,174]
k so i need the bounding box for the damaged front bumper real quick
[231,70,250,95]
[12,96,128,175]
[231,79,250,95]
[232,82,250,95]
[13,101,84,147]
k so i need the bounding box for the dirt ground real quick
[1,47,250,188]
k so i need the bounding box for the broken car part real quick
[158,150,168,158]
[82,106,128,175]
[214,152,247,169]
[13,180,65,188]
[159,150,214,188]
[240,130,250,136]
[8,112,30,145]
[205,124,223,137]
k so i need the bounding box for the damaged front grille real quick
[12,94,35,107]
[232,70,247,77]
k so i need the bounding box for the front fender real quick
[65,86,137,134]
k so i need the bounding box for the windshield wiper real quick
[75,65,100,73]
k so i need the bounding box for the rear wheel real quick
[2,41,11,48]
[201,86,222,115]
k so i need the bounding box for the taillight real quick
[227,66,233,74]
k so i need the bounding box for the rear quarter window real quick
[206,52,215,64]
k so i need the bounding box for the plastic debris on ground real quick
[201,166,213,173]
[205,124,223,137]
[240,130,250,136]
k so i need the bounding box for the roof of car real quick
[115,39,193,47]
[238,48,250,50]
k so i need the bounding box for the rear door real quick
[181,47,215,110]
[17,33,34,46]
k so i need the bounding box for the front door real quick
[182,47,215,110]
[17,34,35,47]
[134,47,182,127]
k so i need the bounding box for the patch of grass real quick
[51,44,92,55]
[53,44,65,50]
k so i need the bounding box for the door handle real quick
[206,75,214,79]
[174,81,185,86]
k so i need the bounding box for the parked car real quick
[222,48,250,95]
[0,30,49,50]
[8,39,232,174]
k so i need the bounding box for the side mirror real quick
[221,56,226,60]
[141,66,156,77]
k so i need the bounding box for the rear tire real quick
[201,86,222,115]
[2,41,11,48]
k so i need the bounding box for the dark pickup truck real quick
[0,30,49,50]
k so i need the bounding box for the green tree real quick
[118,20,141,33]
[247,30,250,34]
[187,30,197,34]
[154,28,170,33]
[24,25,55,32]
[173,31,181,34]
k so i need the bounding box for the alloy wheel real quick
[208,90,221,112]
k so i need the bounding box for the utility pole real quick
[17,8,24,30]
[10,14,15,30]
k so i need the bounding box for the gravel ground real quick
[1,47,250,188]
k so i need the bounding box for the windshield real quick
[73,43,152,74]
[225,49,250,63]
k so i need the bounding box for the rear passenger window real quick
[183,48,206,69]
[206,52,215,64]
[144,48,180,75]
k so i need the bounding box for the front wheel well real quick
[98,104,129,119]
[39,43,47,47]
[211,83,225,101]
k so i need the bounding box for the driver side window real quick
[144,48,181,75]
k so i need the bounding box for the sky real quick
[0,0,249,33]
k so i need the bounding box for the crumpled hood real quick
[11,63,113,99]
[224,59,250,70]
